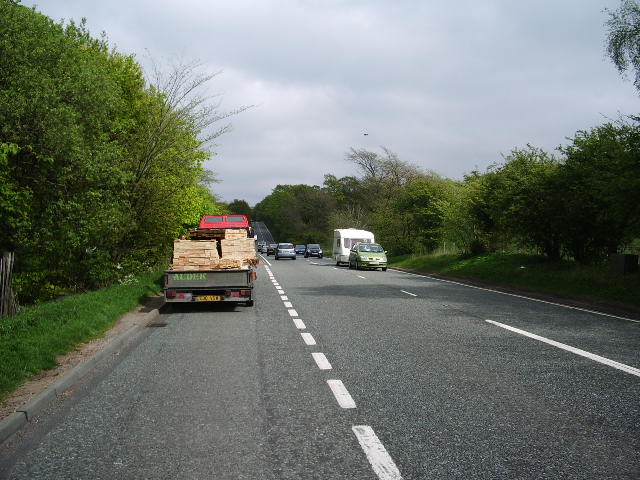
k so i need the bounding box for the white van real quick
[333,228,374,265]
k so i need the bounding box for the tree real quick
[605,0,640,92]
[558,120,640,262]
[227,199,253,219]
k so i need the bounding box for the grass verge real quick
[0,270,163,403]
[389,253,640,309]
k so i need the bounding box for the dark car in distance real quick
[266,243,278,256]
[304,244,323,258]
[294,245,307,255]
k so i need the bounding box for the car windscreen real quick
[358,243,384,252]
[307,244,320,248]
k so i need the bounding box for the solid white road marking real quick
[293,318,306,329]
[486,319,640,377]
[312,352,332,370]
[288,309,299,317]
[352,426,403,480]
[301,332,316,345]
[260,255,272,266]
[327,380,356,408]
[283,301,293,308]
[400,290,417,297]
[393,269,639,324]
[280,295,289,301]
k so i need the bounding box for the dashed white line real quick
[288,309,299,317]
[357,275,366,279]
[277,289,285,295]
[312,352,332,370]
[301,332,316,345]
[293,318,306,329]
[326,380,356,408]
[283,301,293,308]
[352,426,403,480]
[280,295,289,301]
[400,290,417,297]
[486,319,640,377]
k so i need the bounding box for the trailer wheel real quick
[246,300,254,307]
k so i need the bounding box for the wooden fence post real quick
[0,252,20,317]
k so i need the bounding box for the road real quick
[1,256,639,479]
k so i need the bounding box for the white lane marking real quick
[280,295,289,301]
[293,318,306,329]
[486,320,640,377]
[273,284,280,288]
[352,426,403,480]
[393,269,639,324]
[357,275,366,279]
[312,352,332,370]
[277,289,285,295]
[283,301,293,308]
[288,309,299,317]
[310,262,319,265]
[327,380,356,408]
[301,332,316,345]
[334,267,339,270]
[260,255,272,266]
[400,290,417,297]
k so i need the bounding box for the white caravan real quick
[333,228,374,265]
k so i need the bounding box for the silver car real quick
[274,243,297,260]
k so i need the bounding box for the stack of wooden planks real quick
[170,228,257,271]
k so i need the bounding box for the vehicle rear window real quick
[204,216,224,223]
[226,215,247,222]
[279,243,294,249]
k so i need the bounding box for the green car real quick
[348,242,388,271]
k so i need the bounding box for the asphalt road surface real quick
[1,256,639,479]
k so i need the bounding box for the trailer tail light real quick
[166,290,176,298]
[178,293,186,299]
[240,290,250,296]
[225,290,231,297]
[232,291,240,297]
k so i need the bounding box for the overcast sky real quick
[29,0,639,205]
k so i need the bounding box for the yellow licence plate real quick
[196,295,222,302]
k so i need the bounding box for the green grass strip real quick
[390,253,640,308]
[0,270,163,403]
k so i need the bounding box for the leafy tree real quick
[482,146,565,260]
[606,0,640,91]
[227,199,253,218]
[558,120,640,262]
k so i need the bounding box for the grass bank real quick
[389,253,640,309]
[0,270,163,403]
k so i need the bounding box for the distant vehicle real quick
[257,241,267,253]
[266,243,278,256]
[349,242,387,271]
[294,245,307,255]
[304,244,323,258]
[333,228,374,265]
[198,214,254,237]
[275,243,296,260]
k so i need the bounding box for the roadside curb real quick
[0,308,160,444]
